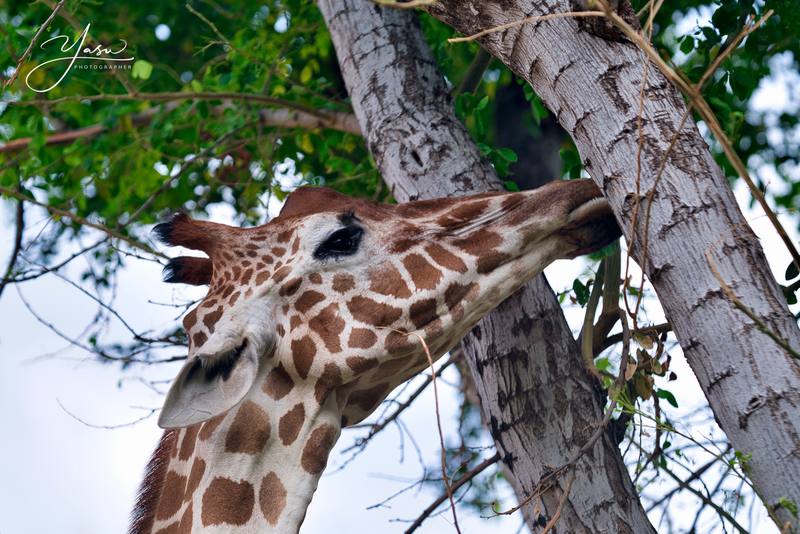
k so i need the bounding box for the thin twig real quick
[57,399,158,429]
[580,260,607,379]
[3,0,66,89]
[593,3,798,275]
[414,332,461,534]
[706,251,800,359]
[373,0,436,9]
[540,473,576,534]
[0,186,166,259]
[0,195,24,300]
[342,358,455,453]
[404,453,500,533]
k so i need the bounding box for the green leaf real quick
[496,147,518,163]
[530,95,548,125]
[679,35,695,55]
[782,285,798,305]
[131,60,153,80]
[503,180,520,192]
[655,388,679,408]
[786,261,799,281]
[300,65,313,84]
[776,497,799,518]
[572,279,589,306]
[476,95,489,110]
[595,357,611,373]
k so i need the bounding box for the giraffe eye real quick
[314,225,363,260]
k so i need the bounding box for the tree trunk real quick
[317,2,657,532]
[426,1,800,529]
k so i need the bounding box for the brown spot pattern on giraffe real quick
[191,332,207,348]
[278,403,306,446]
[424,243,467,273]
[332,273,355,293]
[155,471,187,520]
[368,264,412,298]
[182,309,198,330]
[291,336,316,379]
[185,458,206,502]
[309,303,345,353]
[295,290,326,314]
[346,356,378,374]
[445,282,479,310]
[409,298,437,329]
[178,424,200,461]
[259,472,287,525]
[154,521,179,534]
[199,413,226,441]
[178,503,193,534]
[401,253,442,290]
[203,306,223,334]
[452,228,503,256]
[301,424,337,474]
[347,297,402,327]
[272,265,291,282]
[385,329,414,354]
[279,278,302,297]
[436,199,490,227]
[225,400,270,454]
[314,363,342,404]
[348,328,378,349]
[477,252,511,274]
[201,477,255,526]
[263,364,294,400]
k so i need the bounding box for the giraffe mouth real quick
[560,195,621,257]
[567,196,613,226]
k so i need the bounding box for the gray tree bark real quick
[425,1,800,529]
[318,2,657,532]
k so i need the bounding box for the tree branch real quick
[403,452,500,533]
[0,186,165,259]
[0,195,24,300]
[2,0,66,89]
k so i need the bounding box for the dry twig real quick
[3,0,66,89]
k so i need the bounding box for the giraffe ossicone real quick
[131,179,620,534]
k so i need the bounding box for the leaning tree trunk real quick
[318,2,657,532]
[425,0,800,529]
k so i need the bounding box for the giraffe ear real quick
[157,345,259,428]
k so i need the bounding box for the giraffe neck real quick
[138,360,343,534]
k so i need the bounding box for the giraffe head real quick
[154,179,618,430]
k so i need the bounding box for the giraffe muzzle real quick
[556,181,621,257]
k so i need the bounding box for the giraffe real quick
[130,178,620,534]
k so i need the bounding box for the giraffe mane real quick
[129,429,179,534]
